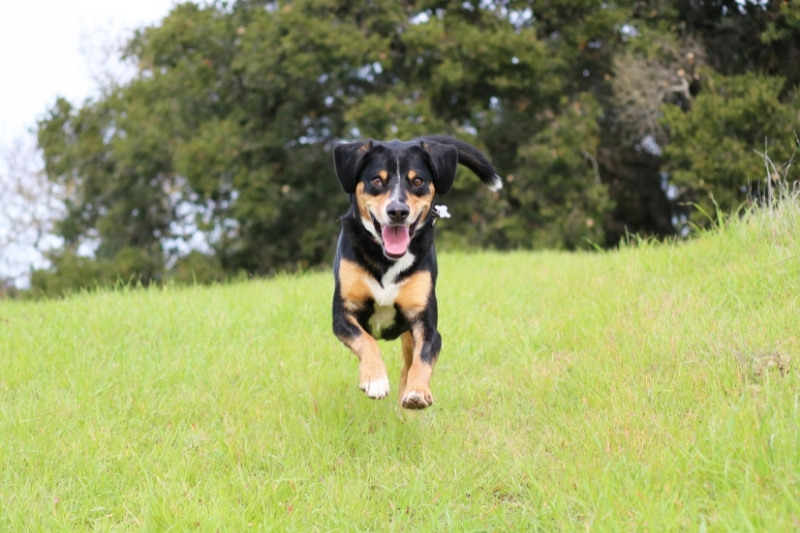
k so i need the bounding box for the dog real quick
[331,136,501,409]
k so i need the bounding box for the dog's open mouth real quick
[371,215,418,258]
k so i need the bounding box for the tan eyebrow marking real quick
[378,170,388,180]
[408,170,417,180]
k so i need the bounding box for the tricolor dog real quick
[332,136,501,409]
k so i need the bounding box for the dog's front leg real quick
[334,313,390,399]
[399,322,441,409]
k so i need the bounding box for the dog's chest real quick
[365,254,414,334]
[366,280,399,334]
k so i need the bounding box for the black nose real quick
[386,201,410,222]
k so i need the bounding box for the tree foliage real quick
[30,0,800,295]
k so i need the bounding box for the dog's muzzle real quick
[386,201,409,223]
[370,204,419,259]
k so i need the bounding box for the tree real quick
[31,0,800,295]
[662,72,799,226]
[658,1,800,227]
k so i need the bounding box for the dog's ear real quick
[420,140,458,195]
[333,140,373,194]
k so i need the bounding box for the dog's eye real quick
[371,177,384,187]
[411,177,424,187]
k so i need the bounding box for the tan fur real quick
[400,324,434,409]
[354,182,370,222]
[337,259,372,311]
[406,181,435,224]
[394,271,432,317]
[342,316,388,393]
[355,182,392,225]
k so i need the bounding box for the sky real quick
[0,0,178,286]
[0,0,177,145]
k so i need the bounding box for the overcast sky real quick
[0,0,177,145]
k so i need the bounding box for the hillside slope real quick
[1,202,798,530]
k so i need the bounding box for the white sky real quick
[0,0,177,145]
[0,0,177,287]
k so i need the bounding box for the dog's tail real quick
[419,135,503,192]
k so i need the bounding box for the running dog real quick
[331,136,501,409]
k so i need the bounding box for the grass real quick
[1,199,799,531]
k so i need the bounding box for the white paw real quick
[360,377,390,399]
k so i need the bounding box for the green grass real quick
[2,201,799,531]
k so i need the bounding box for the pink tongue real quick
[381,225,410,256]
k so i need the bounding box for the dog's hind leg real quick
[399,324,440,409]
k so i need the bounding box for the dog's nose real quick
[387,202,410,222]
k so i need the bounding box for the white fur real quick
[488,174,503,192]
[396,157,401,186]
[361,377,390,399]
[433,205,450,218]
[365,252,415,334]
[369,304,397,334]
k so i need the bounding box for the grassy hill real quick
[1,201,799,530]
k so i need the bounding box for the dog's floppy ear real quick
[333,140,373,194]
[420,140,458,195]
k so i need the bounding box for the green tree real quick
[662,73,799,225]
[31,0,800,295]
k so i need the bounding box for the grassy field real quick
[1,201,799,531]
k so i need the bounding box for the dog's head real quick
[333,139,458,259]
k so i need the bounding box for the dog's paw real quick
[360,376,390,399]
[401,388,433,410]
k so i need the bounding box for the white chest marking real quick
[366,252,415,334]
